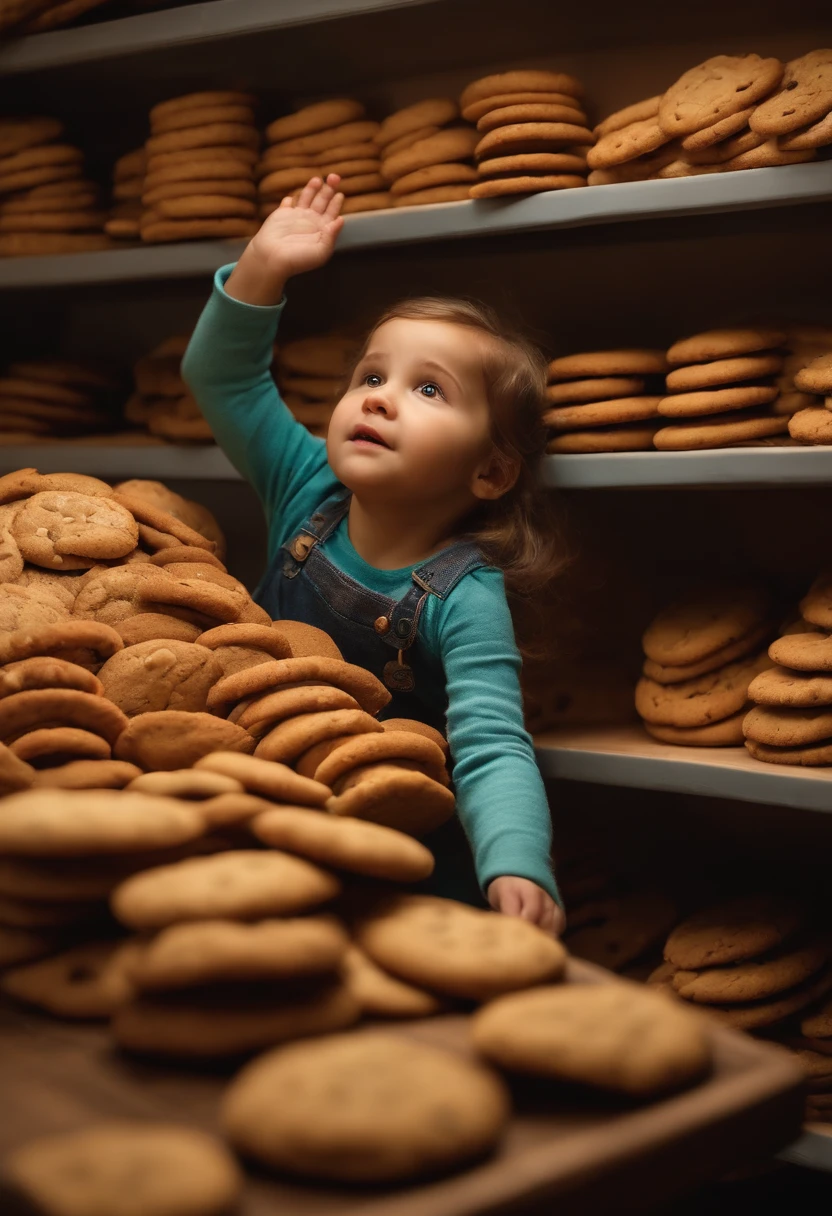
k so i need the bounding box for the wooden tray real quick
[0,960,807,1216]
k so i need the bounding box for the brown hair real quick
[357,296,570,653]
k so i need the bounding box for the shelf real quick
[543,447,832,490]
[534,726,832,812]
[1,164,831,290]
[0,0,438,74]
[0,443,240,480]
[779,1125,832,1172]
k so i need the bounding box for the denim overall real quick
[255,487,489,905]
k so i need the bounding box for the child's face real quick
[327,318,497,508]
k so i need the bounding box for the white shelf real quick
[0,443,239,479]
[534,726,832,812]
[0,0,436,74]
[543,447,832,489]
[779,1125,832,1171]
[1,164,830,290]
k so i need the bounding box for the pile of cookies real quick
[0,358,124,443]
[105,147,146,242]
[654,327,789,452]
[140,91,261,245]
[743,580,832,766]
[275,333,356,435]
[636,581,776,747]
[588,49,830,185]
[461,69,594,199]
[544,348,668,453]
[257,99,384,219]
[789,350,832,445]
[0,117,110,258]
[378,102,478,209]
[128,334,213,442]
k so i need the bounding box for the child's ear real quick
[471,449,520,501]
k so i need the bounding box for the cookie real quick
[354,894,565,1000]
[547,425,659,453]
[475,122,594,160]
[1,938,137,1018]
[673,936,830,1004]
[643,583,769,667]
[12,491,137,569]
[0,656,101,699]
[564,890,678,970]
[743,705,832,747]
[0,117,63,160]
[381,128,479,183]
[154,194,257,220]
[704,966,832,1031]
[657,385,778,417]
[587,119,669,169]
[222,1030,508,1181]
[544,396,662,431]
[131,916,347,992]
[593,96,662,139]
[97,639,222,717]
[0,788,204,856]
[380,126,440,159]
[665,354,783,392]
[478,102,587,133]
[113,710,254,770]
[112,850,340,930]
[463,91,580,124]
[382,718,449,754]
[314,730,447,787]
[679,106,757,151]
[469,174,586,197]
[667,327,788,365]
[794,354,832,395]
[251,807,434,882]
[144,159,257,192]
[779,109,832,150]
[643,622,774,686]
[0,232,113,255]
[788,406,832,444]
[126,769,243,801]
[265,99,365,144]
[477,151,588,178]
[748,665,832,707]
[11,726,112,764]
[207,655,390,715]
[769,632,832,672]
[392,184,472,205]
[644,709,746,746]
[150,91,256,123]
[192,791,274,828]
[327,764,455,834]
[253,707,383,764]
[801,572,832,628]
[389,162,478,195]
[195,751,330,806]
[637,651,770,728]
[665,895,805,968]
[659,55,784,137]
[269,120,380,157]
[376,99,458,146]
[259,165,325,196]
[234,689,357,738]
[152,103,256,135]
[150,545,226,570]
[145,123,259,158]
[143,176,256,205]
[4,1123,241,1216]
[546,376,646,405]
[751,51,832,136]
[315,157,381,179]
[116,614,201,646]
[548,349,668,379]
[721,140,816,170]
[140,218,258,242]
[0,688,128,746]
[653,412,789,450]
[31,759,139,790]
[0,742,35,794]
[460,70,584,110]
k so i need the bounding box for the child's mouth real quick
[350,425,390,448]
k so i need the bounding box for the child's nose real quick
[363,389,395,417]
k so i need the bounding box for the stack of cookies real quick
[789,351,832,445]
[461,70,593,199]
[772,325,832,418]
[141,91,260,245]
[257,100,384,218]
[654,327,789,451]
[750,50,832,163]
[0,358,124,442]
[105,147,146,242]
[544,348,668,453]
[375,99,474,208]
[743,582,832,767]
[0,117,110,258]
[637,581,775,747]
[586,96,679,185]
[129,334,213,442]
[563,888,678,975]
[653,894,832,1038]
[275,333,356,435]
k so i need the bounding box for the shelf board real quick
[1,164,830,290]
[779,1125,832,1172]
[0,0,438,74]
[0,443,240,479]
[534,726,832,812]
[543,446,832,490]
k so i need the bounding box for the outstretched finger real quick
[278,195,294,209]
[310,174,340,214]
[325,214,345,241]
[324,188,344,221]
[296,176,323,211]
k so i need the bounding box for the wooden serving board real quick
[0,960,807,1216]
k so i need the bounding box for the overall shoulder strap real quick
[283,489,351,565]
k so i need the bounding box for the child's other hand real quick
[226,175,344,306]
[487,875,565,937]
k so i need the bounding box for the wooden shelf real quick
[0,165,830,290]
[534,726,832,812]
[0,443,240,479]
[543,447,832,490]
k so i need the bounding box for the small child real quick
[183,174,565,934]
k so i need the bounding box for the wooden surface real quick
[0,960,806,1216]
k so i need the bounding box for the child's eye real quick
[418,381,444,399]
[363,373,383,387]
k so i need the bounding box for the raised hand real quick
[226,174,345,307]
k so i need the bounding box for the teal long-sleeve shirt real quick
[182,265,559,904]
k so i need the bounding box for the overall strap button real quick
[374,615,391,635]
[394,617,412,639]
[291,536,313,560]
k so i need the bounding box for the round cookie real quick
[705,967,832,1032]
[798,572,832,630]
[268,120,380,157]
[235,685,360,735]
[547,425,659,453]
[544,396,662,430]
[667,327,788,365]
[780,109,832,151]
[672,936,830,1004]
[0,619,123,670]
[653,412,789,450]
[392,184,471,206]
[743,705,832,747]
[477,151,588,177]
[31,759,141,789]
[564,889,678,970]
[4,1123,241,1216]
[207,654,390,715]
[376,99,458,147]
[117,614,203,645]
[665,354,783,392]
[475,122,594,159]
[113,710,255,770]
[342,943,446,1017]
[664,894,805,968]
[140,218,258,242]
[789,407,832,444]
[151,104,256,135]
[643,709,746,746]
[636,651,770,728]
[11,726,112,764]
[126,768,243,800]
[0,117,64,160]
[643,622,774,685]
[150,90,256,122]
[469,174,585,197]
[460,70,584,110]
[472,983,710,1097]
[0,656,101,699]
[251,807,434,882]
[642,582,769,667]
[254,707,383,764]
[326,764,456,835]
[314,730,447,787]
[746,737,832,765]
[748,665,832,707]
[155,195,257,220]
[354,893,565,1000]
[594,95,662,139]
[658,54,784,137]
[679,106,757,150]
[546,376,646,405]
[222,1031,509,1182]
[266,99,365,144]
[194,751,330,806]
[97,639,222,716]
[769,632,832,672]
[465,90,584,124]
[0,939,137,1018]
[751,51,832,137]
[379,126,440,159]
[587,118,668,169]
[0,687,128,746]
[12,491,138,569]
[145,123,260,157]
[112,850,341,929]
[389,162,477,195]
[477,102,587,132]
[657,385,778,417]
[130,916,347,991]
[548,349,668,379]
[381,128,479,184]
